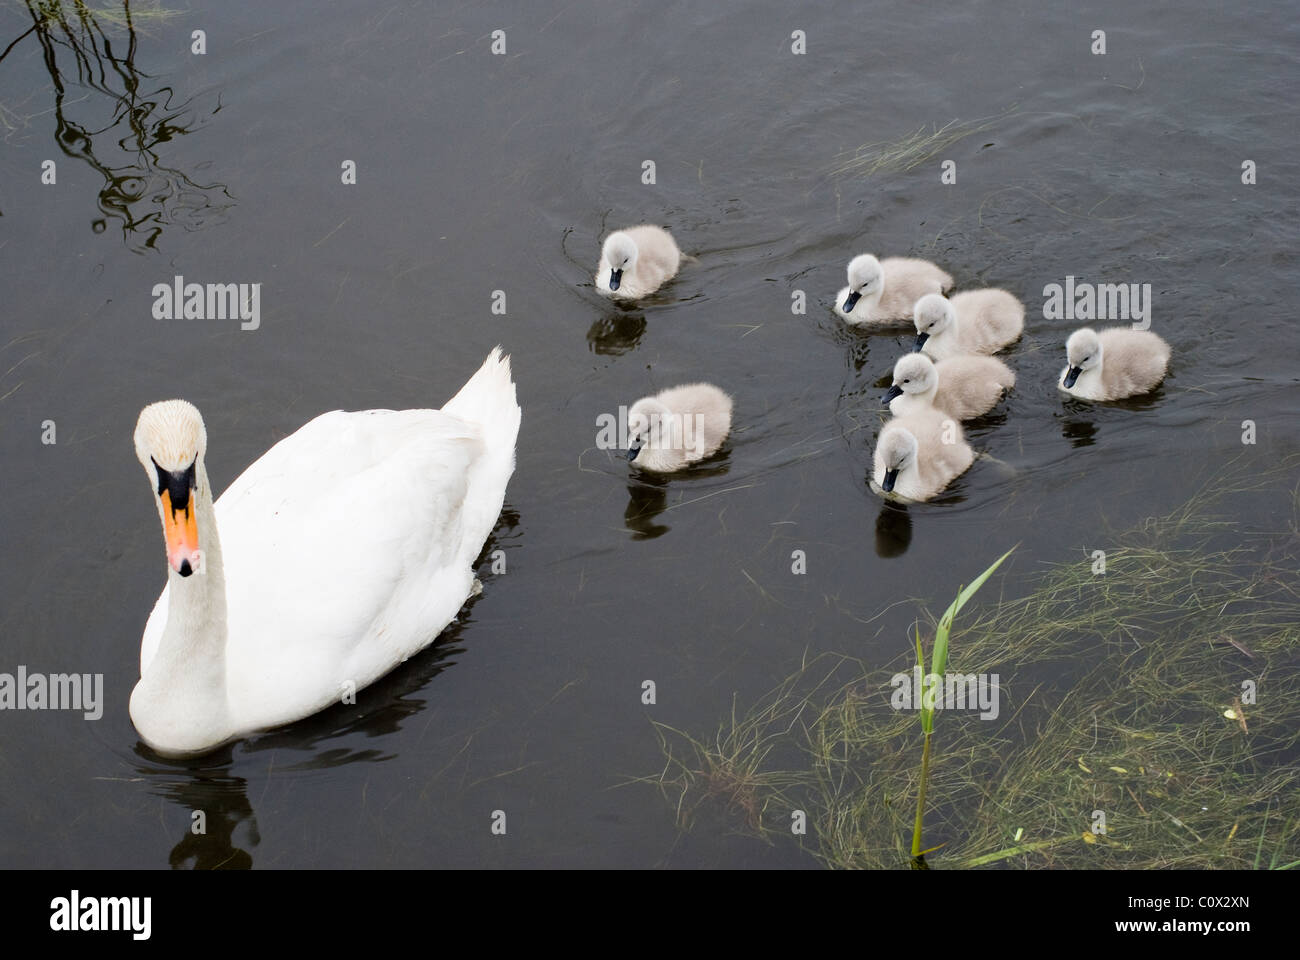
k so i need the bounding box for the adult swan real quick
[130,348,520,757]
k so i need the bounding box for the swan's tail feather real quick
[443,347,521,567]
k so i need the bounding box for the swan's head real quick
[1063,328,1102,388]
[134,400,207,577]
[626,396,684,470]
[842,254,883,312]
[876,426,918,493]
[602,232,639,292]
[883,353,937,406]
[912,294,954,351]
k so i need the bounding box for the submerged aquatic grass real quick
[20,0,180,33]
[647,465,1300,868]
[828,111,1011,180]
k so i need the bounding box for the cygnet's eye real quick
[903,378,910,384]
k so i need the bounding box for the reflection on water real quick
[1059,405,1098,448]
[1059,385,1171,447]
[241,637,469,769]
[12,0,233,251]
[130,634,470,870]
[129,754,260,870]
[874,502,912,557]
[962,409,1009,433]
[623,455,732,540]
[821,312,877,373]
[624,477,669,539]
[587,312,647,355]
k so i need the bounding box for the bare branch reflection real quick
[8,0,233,251]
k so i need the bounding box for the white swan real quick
[627,383,732,473]
[834,253,953,326]
[912,290,1024,360]
[596,225,682,300]
[871,410,973,502]
[884,352,1015,421]
[130,348,521,757]
[1059,327,1171,400]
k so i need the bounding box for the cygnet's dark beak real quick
[882,469,899,493]
[912,332,929,352]
[842,290,861,313]
[882,384,904,407]
[608,268,622,291]
[627,439,642,462]
[1064,366,1082,388]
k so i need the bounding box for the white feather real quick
[133,349,520,756]
[596,225,682,300]
[887,352,1015,421]
[833,253,953,326]
[1058,327,1171,400]
[913,289,1024,360]
[870,410,974,502]
[627,382,732,473]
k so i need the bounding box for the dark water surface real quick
[1,0,1296,867]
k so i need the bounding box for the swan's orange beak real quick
[161,488,200,577]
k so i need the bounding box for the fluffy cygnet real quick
[871,410,974,502]
[1058,327,1171,400]
[834,253,953,326]
[884,352,1015,421]
[627,383,732,473]
[596,225,681,300]
[912,290,1025,360]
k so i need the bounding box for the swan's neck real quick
[138,461,230,732]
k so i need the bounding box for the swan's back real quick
[933,355,1016,420]
[1090,328,1170,400]
[625,224,681,275]
[878,257,954,318]
[926,289,1024,360]
[655,382,732,459]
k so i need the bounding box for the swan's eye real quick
[903,379,910,384]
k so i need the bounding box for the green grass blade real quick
[932,546,1015,681]
[914,621,933,733]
